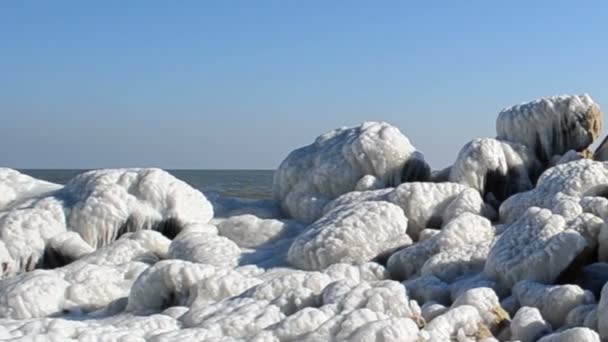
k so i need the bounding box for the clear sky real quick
[2,1,608,170]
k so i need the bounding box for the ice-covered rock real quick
[422,305,485,341]
[500,159,608,224]
[0,169,61,211]
[168,231,241,268]
[239,270,331,315]
[513,281,595,328]
[387,182,494,239]
[403,275,451,306]
[449,138,540,206]
[510,306,552,342]
[537,327,600,342]
[451,287,509,332]
[485,207,588,288]
[0,168,214,276]
[388,212,494,280]
[60,168,214,248]
[496,94,602,165]
[273,121,430,223]
[288,201,411,271]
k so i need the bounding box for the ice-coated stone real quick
[421,243,490,282]
[496,94,602,165]
[0,270,70,319]
[388,212,494,280]
[403,275,451,306]
[565,304,597,329]
[510,306,552,342]
[0,169,61,211]
[239,270,332,315]
[451,287,508,332]
[595,281,608,339]
[0,168,214,276]
[500,159,608,224]
[513,281,595,328]
[387,182,490,239]
[422,305,485,342]
[180,297,285,337]
[60,168,214,248]
[449,138,540,205]
[484,207,587,288]
[273,121,430,223]
[288,201,411,271]
[168,231,241,268]
[537,327,600,342]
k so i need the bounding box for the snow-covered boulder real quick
[485,207,588,288]
[388,212,495,280]
[537,327,600,342]
[496,94,602,165]
[168,231,241,268]
[422,305,486,342]
[511,306,552,342]
[499,159,608,224]
[449,138,540,205]
[60,168,214,248]
[0,168,214,276]
[0,169,61,211]
[288,201,411,271]
[513,281,595,328]
[273,121,430,223]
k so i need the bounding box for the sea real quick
[18,169,275,200]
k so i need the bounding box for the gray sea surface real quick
[19,169,275,200]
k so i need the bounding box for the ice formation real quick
[3,94,608,341]
[273,121,430,223]
[497,94,602,165]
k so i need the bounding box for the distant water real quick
[19,169,275,200]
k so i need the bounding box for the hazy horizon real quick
[3,1,608,170]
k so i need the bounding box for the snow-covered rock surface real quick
[497,94,602,165]
[273,121,430,223]
[3,94,608,341]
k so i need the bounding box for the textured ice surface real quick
[496,94,602,165]
[273,121,430,223]
[287,200,411,270]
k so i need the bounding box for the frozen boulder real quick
[273,121,430,223]
[510,306,552,342]
[60,168,214,248]
[239,270,332,315]
[496,94,602,165]
[595,281,608,339]
[387,182,494,239]
[0,168,61,211]
[388,212,494,280]
[449,138,540,205]
[500,158,608,224]
[288,201,411,271]
[485,207,588,288]
[168,231,241,268]
[0,168,215,275]
[537,327,600,342]
[422,305,485,342]
[0,270,70,319]
[513,281,595,328]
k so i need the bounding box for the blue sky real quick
[2,1,607,169]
